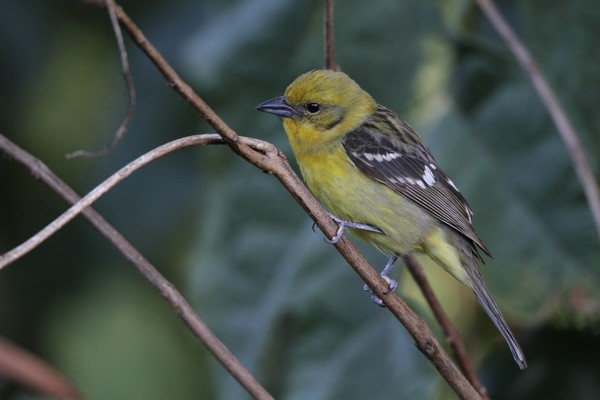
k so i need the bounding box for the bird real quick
[256,69,527,369]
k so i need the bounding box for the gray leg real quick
[363,256,398,306]
[324,213,382,244]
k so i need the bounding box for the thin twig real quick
[405,256,489,400]
[476,0,600,240]
[0,133,274,400]
[67,0,137,158]
[91,1,248,156]
[0,134,222,269]
[324,0,339,71]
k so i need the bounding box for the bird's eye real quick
[306,103,320,113]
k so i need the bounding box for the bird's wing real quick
[342,106,490,256]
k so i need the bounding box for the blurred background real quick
[1,0,599,399]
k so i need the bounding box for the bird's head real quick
[257,70,376,154]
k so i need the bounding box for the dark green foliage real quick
[1,0,599,399]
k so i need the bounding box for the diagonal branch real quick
[0,133,274,400]
[476,0,600,241]
[0,337,80,400]
[405,256,489,400]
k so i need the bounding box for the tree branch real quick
[324,0,339,71]
[405,256,489,400]
[0,133,274,400]
[476,0,600,241]
[0,337,80,400]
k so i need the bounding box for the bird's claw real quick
[363,275,398,307]
[324,223,347,244]
[363,256,399,307]
[322,214,383,244]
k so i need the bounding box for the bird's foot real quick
[314,213,382,244]
[363,256,398,307]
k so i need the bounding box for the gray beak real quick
[256,95,298,118]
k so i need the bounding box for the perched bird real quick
[256,69,527,369]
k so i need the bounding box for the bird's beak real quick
[256,95,298,118]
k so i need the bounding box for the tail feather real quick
[422,228,527,368]
[469,268,528,369]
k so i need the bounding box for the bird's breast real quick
[294,144,436,255]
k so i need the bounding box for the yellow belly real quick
[296,144,436,256]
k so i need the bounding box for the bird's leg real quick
[317,213,382,244]
[363,256,398,306]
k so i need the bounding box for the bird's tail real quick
[467,265,528,369]
[422,228,527,368]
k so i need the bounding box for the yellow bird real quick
[257,69,527,369]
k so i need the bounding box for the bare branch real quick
[405,256,489,400]
[324,0,339,71]
[0,337,81,400]
[93,2,246,152]
[476,0,600,241]
[0,133,274,400]
[0,134,223,269]
[67,0,137,159]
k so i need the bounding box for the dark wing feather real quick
[343,105,491,257]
